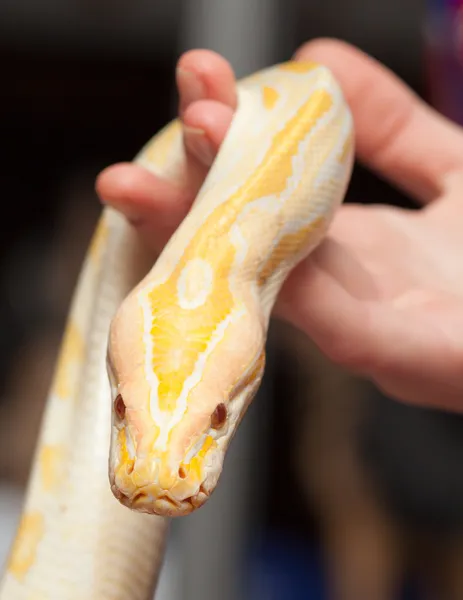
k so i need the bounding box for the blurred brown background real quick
[1,1,463,599]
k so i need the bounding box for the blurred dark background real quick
[1,1,463,599]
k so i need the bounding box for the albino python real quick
[0,60,353,598]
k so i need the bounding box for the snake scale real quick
[0,60,353,598]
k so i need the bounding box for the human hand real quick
[96,40,463,410]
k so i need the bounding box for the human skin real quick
[96,39,463,411]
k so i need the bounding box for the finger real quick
[276,234,421,376]
[183,100,234,167]
[176,49,237,117]
[364,298,463,411]
[173,49,237,198]
[96,101,234,252]
[96,163,190,251]
[277,240,463,409]
[295,38,463,203]
[96,48,237,252]
[276,239,376,369]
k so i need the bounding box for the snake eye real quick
[211,403,227,429]
[114,394,126,420]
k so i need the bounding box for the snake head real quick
[107,292,266,517]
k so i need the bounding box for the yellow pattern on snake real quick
[0,61,353,599]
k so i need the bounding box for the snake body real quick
[0,61,353,598]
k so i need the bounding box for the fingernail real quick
[183,125,216,166]
[176,67,205,114]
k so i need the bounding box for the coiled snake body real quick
[0,61,353,598]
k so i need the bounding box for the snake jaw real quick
[108,411,215,516]
[108,413,226,516]
[109,461,214,517]
[112,482,211,517]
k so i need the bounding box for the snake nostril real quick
[114,394,126,420]
[178,466,187,479]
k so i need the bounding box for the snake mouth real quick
[111,482,210,517]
